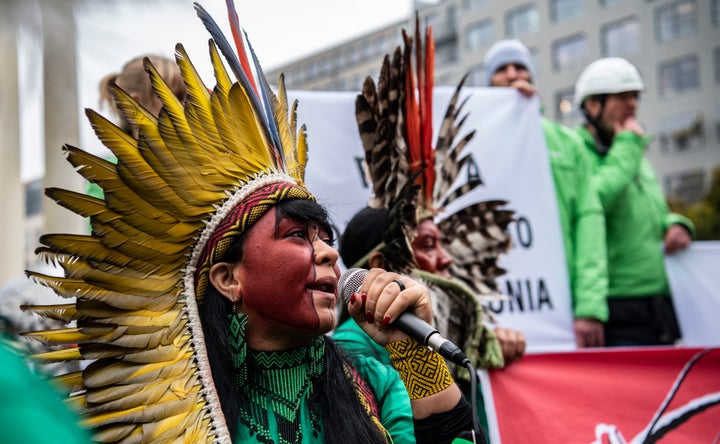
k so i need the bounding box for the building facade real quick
[267,0,720,204]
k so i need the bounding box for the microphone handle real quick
[392,312,439,344]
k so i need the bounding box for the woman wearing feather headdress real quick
[332,15,525,441]
[20,2,476,443]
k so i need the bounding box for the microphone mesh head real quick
[338,268,366,303]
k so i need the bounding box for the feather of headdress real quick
[244,30,285,166]
[402,29,420,176]
[20,2,313,441]
[438,200,514,295]
[355,16,515,297]
[194,2,285,171]
[224,0,258,94]
[21,303,78,322]
[412,14,435,208]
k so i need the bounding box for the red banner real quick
[485,347,720,443]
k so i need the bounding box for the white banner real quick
[665,241,720,347]
[295,88,576,352]
[73,2,576,352]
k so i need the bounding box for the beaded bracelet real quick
[386,338,454,399]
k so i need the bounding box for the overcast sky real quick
[19,0,418,180]
[211,0,416,70]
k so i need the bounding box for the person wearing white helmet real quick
[574,57,694,346]
[484,40,609,348]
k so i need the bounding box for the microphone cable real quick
[465,360,482,443]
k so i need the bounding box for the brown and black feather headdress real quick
[354,14,514,297]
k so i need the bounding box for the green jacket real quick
[334,320,491,441]
[543,118,609,322]
[333,270,504,440]
[576,127,695,298]
[0,340,92,443]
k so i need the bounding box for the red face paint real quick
[236,208,340,342]
[411,219,453,278]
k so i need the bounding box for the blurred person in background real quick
[573,57,694,346]
[484,40,608,348]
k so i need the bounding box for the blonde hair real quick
[98,55,186,132]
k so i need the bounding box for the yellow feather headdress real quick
[22,2,313,442]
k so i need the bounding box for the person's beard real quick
[594,119,615,155]
[585,109,615,155]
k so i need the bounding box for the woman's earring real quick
[227,302,247,388]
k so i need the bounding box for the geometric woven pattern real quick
[385,339,453,399]
[194,183,313,302]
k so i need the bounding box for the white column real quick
[0,2,26,287]
[41,0,85,236]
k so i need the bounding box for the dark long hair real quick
[199,199,386,443]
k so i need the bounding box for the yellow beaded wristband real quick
[385,338,454,399]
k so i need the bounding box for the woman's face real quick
[236,207,340,346]
[410,219,453,278]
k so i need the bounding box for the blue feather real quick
[243,29,284,165]
[193,3,270,134]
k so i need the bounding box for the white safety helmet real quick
[574,57,644,108]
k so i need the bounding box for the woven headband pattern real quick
[194,182,313,301]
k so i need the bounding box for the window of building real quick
[602,16,640,56]
[318,56,332,75]
[529,47,541,78]
[551,0,585,23]
[657,111,705,155]
[463,0,490,11]
[361,40,374,60]
[554,87,582,127]
[506,4,540,38]
[424,13,441,33]
[664,170,705,203]
[345,46,359,65]
[715,47,720,84]
[333,50,346,70]
[465,19,495,52]
[25,179,42,217]
[658,54,700,97]
[447,5,458,29]
[655,0,698,43]
[290,67,304,84]
[307,61,318,79]
[713,0,720,26]
[435,43,458,65]
[552,34,588,72]
[375,36,389,56]
[600,0,626,6]
[24,179,44,268]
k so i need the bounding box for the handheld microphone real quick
[338,268,470,367]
